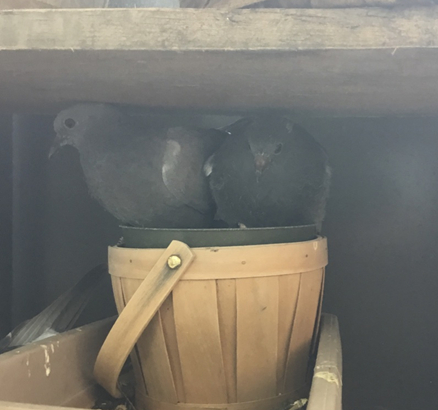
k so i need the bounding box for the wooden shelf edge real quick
[1,7,438,52]
[1,8,438,115]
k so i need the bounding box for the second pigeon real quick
[206,115,331,230]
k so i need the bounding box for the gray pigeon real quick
[51,103,227,228]
[205,115,331,229]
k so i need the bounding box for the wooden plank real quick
[0,0,108,9]
[284,269,323,392]
[0,319,113,409]
[307,314,342,410]
[236,277,278,402]
[276,274,300,394]
[184,0,431,8]
[217,279,237,402]
[0,9,438,115]
[173,280,228,403]
[1,8,438,51]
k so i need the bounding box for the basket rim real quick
[108,237,328,280]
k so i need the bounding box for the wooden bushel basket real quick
[94,237,328,410]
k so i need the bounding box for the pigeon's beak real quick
[254,154,270,175]
[48,135,63,159]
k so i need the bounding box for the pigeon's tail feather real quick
[0,264,107,351]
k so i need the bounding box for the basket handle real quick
[94,240,195,398]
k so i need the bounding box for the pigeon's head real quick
[50,103,125,158]
[245,116,294,175]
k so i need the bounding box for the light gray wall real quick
[10,114,438,410]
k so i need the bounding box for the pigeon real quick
[51,103,227,228]
[205,115,331,230]
[0,264,106,353]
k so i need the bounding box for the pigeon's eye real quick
[274,143,283,154]
[64,118,76,129]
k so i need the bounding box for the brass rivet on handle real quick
[167,255,182,269]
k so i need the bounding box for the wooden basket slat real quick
[216,279,238,403]
[160,295,186,403]
[108,239,327,280]
[137,388,303,410]
[236,277,279,402]
[276,274,301,394]
[284,269,324,391]
[173,280,228,403]
[136,312,178,403]
[112,276,149,399]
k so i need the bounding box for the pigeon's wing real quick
[0,264,107,352]
[162,127,220,214]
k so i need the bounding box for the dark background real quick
[2,114,438,410]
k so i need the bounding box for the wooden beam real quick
[1,8,438,115]
[2,8,438,51]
